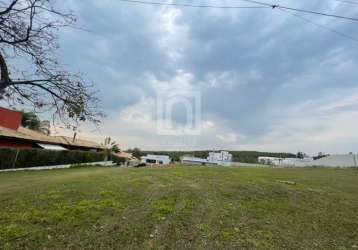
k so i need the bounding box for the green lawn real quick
[0,166,357,249]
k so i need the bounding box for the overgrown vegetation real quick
[0,148,107,170]
[0,166,357,249]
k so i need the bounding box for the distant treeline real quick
[139,150,296,163]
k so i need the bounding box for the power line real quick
[279,8,358,43]
[118,0,270,9]
[234,0,273,8]
[120,0,358,22]
[279,5,358,22]
[118,0,358,44]
[334,0,358,5]
[235,0,358,22]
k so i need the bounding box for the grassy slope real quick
[0,166,357,249]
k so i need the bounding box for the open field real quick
[0,166,358,249]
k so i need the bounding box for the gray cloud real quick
[54,0,358,153]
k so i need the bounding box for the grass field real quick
[0,166,357,249]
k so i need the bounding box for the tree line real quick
[127,149,296,163]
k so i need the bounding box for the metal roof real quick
[0,125,104,150]
[37,143,68,151]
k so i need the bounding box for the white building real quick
[181,151,233,166]
[207,151,232,165]
[258,157,282,165]
[308,154,358,167]
[258,156,313,166]
[141,154,171,165]
[181,156,208,165]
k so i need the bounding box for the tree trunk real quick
[0,52,10,97]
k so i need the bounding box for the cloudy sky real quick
[53,0,358,154]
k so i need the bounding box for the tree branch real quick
[0,0,19,15]
[0,0,102,125]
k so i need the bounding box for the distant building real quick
[181,156,208,165]
[258,157,282,165]
[207,151,232,165]
[258,154,358,168]
[0,107,104,151]
[258,156,313,166]
[308,154,358,167]
[115,151,139,167]
[182,151,233,166]
[141,154,171,165]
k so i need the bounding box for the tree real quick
[297,152,305,159]
[21,111,40,130]
[103,137,120,153]
[111,143,120,154]
[21,111,50,134]
[127,148,142,159]
[0,0,102,125]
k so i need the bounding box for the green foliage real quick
[230,151,296,163]
[297,152,305,159]
[21,111,41,131]
[111,144,120,153]
[0,167,357,249]
[0,148,106,170]
[127,147,142,158]
[151,196,177,218]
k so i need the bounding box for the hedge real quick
[0,148,109,170]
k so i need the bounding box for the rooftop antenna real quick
[72,127,77,142]
[72,132,77,142]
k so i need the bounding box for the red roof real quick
[0,107,104,150]
[0,107,22,130]
[115,152,136,160]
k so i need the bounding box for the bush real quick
[0,148,107,170]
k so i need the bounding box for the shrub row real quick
[0,148,109,170]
